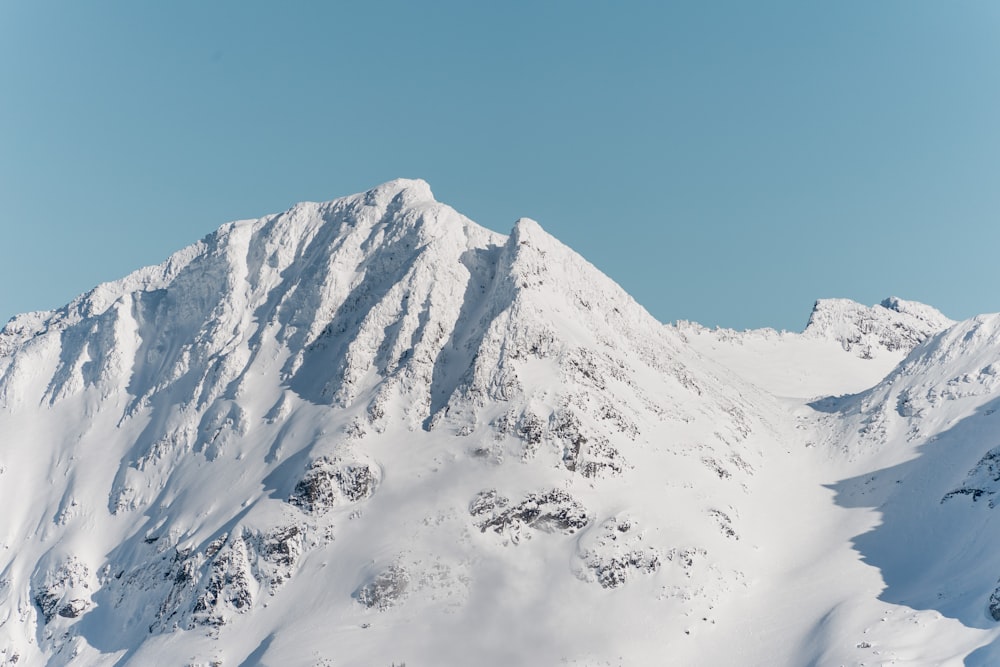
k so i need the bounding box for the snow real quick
[0,178,997,665]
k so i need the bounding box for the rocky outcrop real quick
[942,446,1000,507]
[289,456,380,515]
[576,516,662,588]
[989,584,1000,621]
[804,297,953,359]
[32,557,91,624]
[356,565,410,611]
[470,489,589,544]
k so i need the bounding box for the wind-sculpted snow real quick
[2,178,996,666]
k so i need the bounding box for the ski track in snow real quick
[0,179,998,665]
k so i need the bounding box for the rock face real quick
[470,489,590,544]
[356,564,410,611]
[989,585,1000,622]
[32,558,91,624]
[289,456,380,514]
[942,446,1000,506]
[575,516,662,588]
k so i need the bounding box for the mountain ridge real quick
[0,179,772,665]
[1,180,998,666]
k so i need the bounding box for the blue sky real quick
[2,1,999,331]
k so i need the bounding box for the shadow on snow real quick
[826,395,1000,662]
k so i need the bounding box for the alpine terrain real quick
[2,179,1000,666]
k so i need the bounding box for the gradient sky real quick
[2,1,1000,331]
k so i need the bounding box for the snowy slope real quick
[0,178,996,666]
[809,315,1000,665]
[679,297,953,399]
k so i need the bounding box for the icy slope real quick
[0,179,793,666]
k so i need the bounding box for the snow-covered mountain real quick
[0,179,997,665]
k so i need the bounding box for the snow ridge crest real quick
[803,296,953,359]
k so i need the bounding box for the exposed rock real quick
[260,526,303,569]
[553,408,588,472]
[337,464,378,502]
[552,408,626,478]
[289,460,338,514]
[990,584,1000,622]
[193,537,255,627]
[471,489,589,544]
[468,489,508,518]
[516,412,545,450]
[57,599,90,619]
[356,565,410,611]
[664,547,708,573]
[804,297,953,359]
[576,516,661,588]
[942,446,1000,507]
[107,524,312,634]
[289,456,380,514]
[188,525,306,627]
[708,509,738,540]
[33,557,91,624]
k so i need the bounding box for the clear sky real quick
[2,1,1000,331]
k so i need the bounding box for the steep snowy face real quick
[0,180,784,666]
[810,313,1000,663]
[1,178,504,419]
[826,313,1000,458]
[803,296,953,359]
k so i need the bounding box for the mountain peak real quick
[510,216,543,239]
[361,177,435,208]
[7,180,1000,666]
[507,216,565,258]
[803,296,953,359]
[878,295,951,327]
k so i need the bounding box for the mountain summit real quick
[1,181,998,666]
